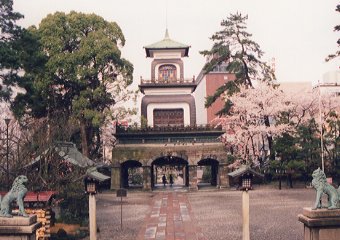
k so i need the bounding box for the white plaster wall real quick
[320,86,340,95]
[154,51,182,59]
[144,87,193,95]
[322,71,340,84]
[194,76,207,125]
[147,102,190,126]
[319,70,340,95]
[155,63,180,80]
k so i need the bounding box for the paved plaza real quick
[89,187,315,240]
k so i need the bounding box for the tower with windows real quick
[139,29,196,127]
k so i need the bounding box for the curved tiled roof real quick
[228,165,264,178]
[144,29,190,57]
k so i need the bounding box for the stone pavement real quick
[136,191,206,240]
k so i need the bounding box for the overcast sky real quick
[14,0,339,87]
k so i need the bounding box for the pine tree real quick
[200,12,275,115]
[0,0,23,100]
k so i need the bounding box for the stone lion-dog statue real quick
[0,175,29,218]
[312,168,340,210]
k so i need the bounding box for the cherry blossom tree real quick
[214,82,293,167]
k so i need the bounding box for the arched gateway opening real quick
[151,156,189,189]
[197,159,219,187]
[121,160,143,188]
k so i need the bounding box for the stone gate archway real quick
[151,156,189,189]
[121,160,143,188]
[197,158,219,187]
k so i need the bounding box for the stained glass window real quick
[158,64,177,82]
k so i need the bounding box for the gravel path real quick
[188,188,315,240]
[86,191,154,240]
[84,187,315,240]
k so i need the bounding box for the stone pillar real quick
[242,191,250,240]
[143,166,151,190]
[183,165,187,186]
[188,165,198,190]
[89,194,97,240]
[298,207,340,240]
[0,215,41,240]
[211,164,218,186]
[111,165,121,190]
[219,164,230,188]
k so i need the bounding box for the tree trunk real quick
[288,173,293,188]
[80,121,90,158]
[264,116,273,151]
[278,174,282,190]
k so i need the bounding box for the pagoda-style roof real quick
[228,165,264,178]
[144,29,190,57]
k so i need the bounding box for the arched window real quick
[158,64,177,82]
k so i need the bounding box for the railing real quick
[116,136,221,145]
[116,124,223,134]
[140,76,196,85]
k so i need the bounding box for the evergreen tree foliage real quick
[323,110,340,176]
[326,4,339,61]
[200,12,275,115]
[0,0,23,100]
[295,119,321,173]
[11,11,134,158]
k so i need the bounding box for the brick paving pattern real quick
[136,192,205,240]
[86,187,316,240]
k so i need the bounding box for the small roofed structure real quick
[85,167,111,190]
[228,165,264,190]
[86,167,110,182]
[144,29,190,58]
[26,141,95,168]
[0,191,56,208]
[24,141,100,190]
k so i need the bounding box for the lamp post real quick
[4,118,10,191]
[241,173,252,240]
[84,177,97,240]
[318,80,325,172]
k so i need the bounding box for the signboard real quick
[116,188,127,197]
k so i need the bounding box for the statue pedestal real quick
[298,207,340,240]
[0,215,41,240]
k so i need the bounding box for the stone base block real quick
[298,207,340,240]
[0,215,41,240]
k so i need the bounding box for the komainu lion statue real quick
[312,168,340,210]
[0,175,29,218]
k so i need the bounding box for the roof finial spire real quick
[165,0,168,29]
[165,28,170,39]
[164,0,170,39]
